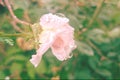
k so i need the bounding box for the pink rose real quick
[30,13,76,67]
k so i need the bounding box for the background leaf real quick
[76,41,94,56]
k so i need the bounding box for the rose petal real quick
[51,47,67,61]
[30,13,76,67]
[51,25,76,61]
[30,31,55,67]
[51,36,70,61]
[39,31,55,44]
[30,54,42,67]
[30,43,51,67]
[40,13,69,30]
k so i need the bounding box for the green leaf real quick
[0,38,14,46]
[26,62,36,79]
[0,71,5,79]
[14,8,24,19]
[5,55,26,65]
[101,60,112,67]
[6,46,21,55]
[108,27,120,38]
[1,21,15,33]
[88,56,99,70]
[96,69,112,78]
[107,52,117,58]
[112,13,120,24]
[26,58,48,79]
[10,63,23,74]
[118,55,120,62]
[4,38,14,46]
[87,29,110,43]
[76,41,94,56]
[35,59,48,74]
[74,69,92,79]
[0,37,4,42]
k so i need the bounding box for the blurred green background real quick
[0,0,120,79]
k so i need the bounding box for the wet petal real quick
[51,36,69,61]
[30,13,76,67]
[30,54,42,67]
[30,31,55,67]
[51,47,67,61]
[30,43,51,67]
[40,13,69,30]
[51,26,76,61]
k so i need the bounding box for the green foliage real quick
[76,41,94,56]
[0,71,5,79]
[0,38,14,46]
[14,8,24,19]
[0,0,120,79]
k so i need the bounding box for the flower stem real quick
[87,0,105,28]
[80,0,105,34]
[0,32,29,37]
[4,0,32,26]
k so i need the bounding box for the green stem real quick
[80,0,105,35]
[86,39,120,66]
[87,0,105,28]
[0,32,30,37]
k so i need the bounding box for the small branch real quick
[80,0,105,34]
[10,21,23,32]
[86,39,120,65]
[0,32,29,37]
[86,39,104,57]
[4,0,32,26]
[87,0,105,28]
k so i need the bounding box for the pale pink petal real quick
[39,31,55,44]
[30,43,52,67]
[51,36,76,61]
[30,13,76,67]
[51,47,67,61]
[30,31,55,67]
[51,36,66,61]
[30,54,42,67]
[40,13,69,30]
[51,24,76,61]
